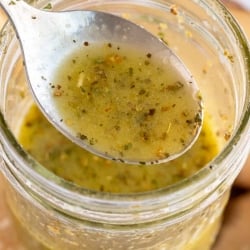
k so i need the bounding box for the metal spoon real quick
[0,0,203,165]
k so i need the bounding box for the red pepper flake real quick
[224,132,231,141]
[170,5,178,15]
[104,107,112,112]
[53,89,63,97]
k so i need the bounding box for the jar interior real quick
[0,0,246,193]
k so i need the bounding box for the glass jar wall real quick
[0,0,249,249]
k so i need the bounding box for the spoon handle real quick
[0,0,67,49]
[0,0,42,34]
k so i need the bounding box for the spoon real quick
[0,0,203,165]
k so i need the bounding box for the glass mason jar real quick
[0,0,249,249]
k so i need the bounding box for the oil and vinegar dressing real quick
[50,42,202,164]
[18,104,217,194]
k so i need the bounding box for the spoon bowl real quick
[0,0,203,164]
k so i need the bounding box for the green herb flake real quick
[8,1,16,5]
[123,143,133,151]
[43,3,52,10]
[166,81,184,91]
[89,138,97,145]
[128,67,133,76]
[194,112,202,124]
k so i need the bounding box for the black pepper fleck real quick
[84,41,89,46]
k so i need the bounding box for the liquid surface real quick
[51,42,202,164]
[18,104,217,194]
